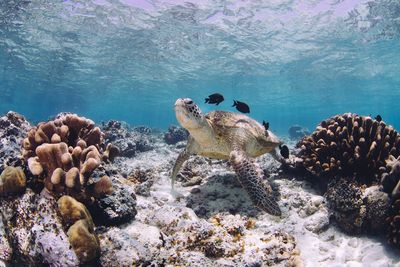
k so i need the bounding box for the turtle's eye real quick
[187,100,193,105]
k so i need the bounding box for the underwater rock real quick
[33,190,80,266]
[99,221,159,266]
[0,166,26,196]
[176,156,213,185]
[0,189,79,266]
[0,217,12,262]
[164,125,189,145]
[303,209,330,234]
[289,125,310,140]
[363,186,390,232]
[387,198,400,247]
[384,155,400,247]
[112,204,301,266]
[325,179,389,234]
[186,173,261,218]
[126,168,156,197]
[325,179,366,234]
[102,120,154,157]
[0,111,31,174]
[88,181,137,226]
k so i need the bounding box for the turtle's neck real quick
[186,117,215,146]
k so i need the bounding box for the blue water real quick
[1,0,399,135]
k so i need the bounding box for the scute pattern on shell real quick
[298,113,399,185]
[205,111,265,138]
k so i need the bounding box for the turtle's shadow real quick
[185,173,280,219]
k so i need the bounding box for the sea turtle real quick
[172,98,283,216]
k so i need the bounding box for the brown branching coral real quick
[298,113,399,185]
[22,114,113,201]
[296,113,400,248]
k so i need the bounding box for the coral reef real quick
[1,189,79,266]
[294,113,398,245]
[100,205,302,266]
[58,195,94,227]
[0,111,31,174]
[387,198,400,246]
[0,166,26,196]
[382,155,400,247]
[22,113,113,202]
[3,111,400,266]
[325,179,366,234]
[126,167,156,196]
[88,181,137,226]
[297,113,399,185]
[0,217,12,261]
[289,125,310,140]
[67,219,99,263]
[164,125,189,145]
[102,120,154,157]
[58,196,100,263]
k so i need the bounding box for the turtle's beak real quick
[175,98,185,107]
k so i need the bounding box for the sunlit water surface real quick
[1,0,400,135]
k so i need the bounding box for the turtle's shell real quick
[205,110,265,138]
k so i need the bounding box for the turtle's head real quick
[174,98,205,130]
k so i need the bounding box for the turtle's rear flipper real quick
[229,150,281,216]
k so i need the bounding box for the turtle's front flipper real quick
[171,148,191,189]
[229,150,281,216]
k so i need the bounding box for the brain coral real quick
[58,196,99,263]
[0,166,26,196]
[22,113,113,201]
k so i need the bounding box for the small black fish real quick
[262,120,269,131]
[279,144,289,159]
[205,93,224,105]
[375,115,382,122]
[232,100,250,113]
